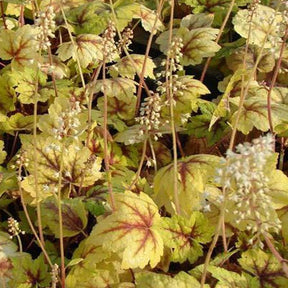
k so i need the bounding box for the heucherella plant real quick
[1,0,288,287]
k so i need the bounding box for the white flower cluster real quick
[118,27,134,52]
[102,21,118,62]
[215,134,281,242]
[136,92,163,141]
[35,6,56,51]
[7,217,25,239]
[52,100,82,140]
[157,36,184,81]
[51,263,59,288]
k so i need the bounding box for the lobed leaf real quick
[20,135,102,194]
[90,191,164,269]
[0,25,39,70]
[92,77,136,103]
[179,26,221,66]
[113,0,140,31]
[135,271,205,288]
[161,212,213,264]
[154,154,220,216]
[233,5,284,49]
[238,249,288,287]
[134,5,164,33]
[57,34,105,68]
[41,197,88,237]
[109,54,155,79]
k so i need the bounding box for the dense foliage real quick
[0,0,288,287]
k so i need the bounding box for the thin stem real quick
[267,25,288,133]
[16,234,23,253]
[102,60,116,211]
[200,0,236,82]
[135,0,165,114]
[148,137,157,173]
[166,0,180,215]
[33,66,44,246]
[129,138,148,190]
[57,149,66,288]
[201,190,226,287]
[264,233,288,277]
[279,137,285,171]
[18,166,53,268]
[85,64,103,147]
[47,47,59,98]
[19,5,24,26]
[108,0,153,105]
[60,3,85,88]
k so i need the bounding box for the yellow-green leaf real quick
[134,5,164,33]
[233,5,283,49]
[109,54,155,79]
[92,77,136,103]
[0,25,39,70]
[20,135,102,190]
[41,197,88,237]
[113,0,140,31]
[90,191,164,269]
[161,212,213,264]
[135,271,205,288]
[57,34,104,68]
[154,154,220,216]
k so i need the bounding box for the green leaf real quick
[113,0,140,31]
[208,266,257,288]
[66,2,110,35]
[38,95,87,139]
[0,168,17,197]
[210,69,246,128]
[134,5,164,33]
[9,254,50,288]
[0,231,18,282]
[0,73,16,114]
[267,170,288,210]
[90,191,164,269]
[57,34,104,68]
[157,25,220,66]
[0,25,39,70]
[9,67,47,104]
[238,249,287,287]
[42,197,88,237]
[66,258,84,268]
[135,271,206,288]
[161,76,210,122]
[1,113,34,133]
[20,135,102,195]
[181,13,214,29]
[97,95,136,121]
[92,77,136,103]
[233,5,284,49]
[161,212,213,264]
[154,154,220,216]
[226,46,275,73]
[0,140,7,165]
[109,54,155,79]
[84,199,106,217]
[230,95,288,134]
[179,26,220,66]
[187,102,228,146]
[277,206,288,243]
